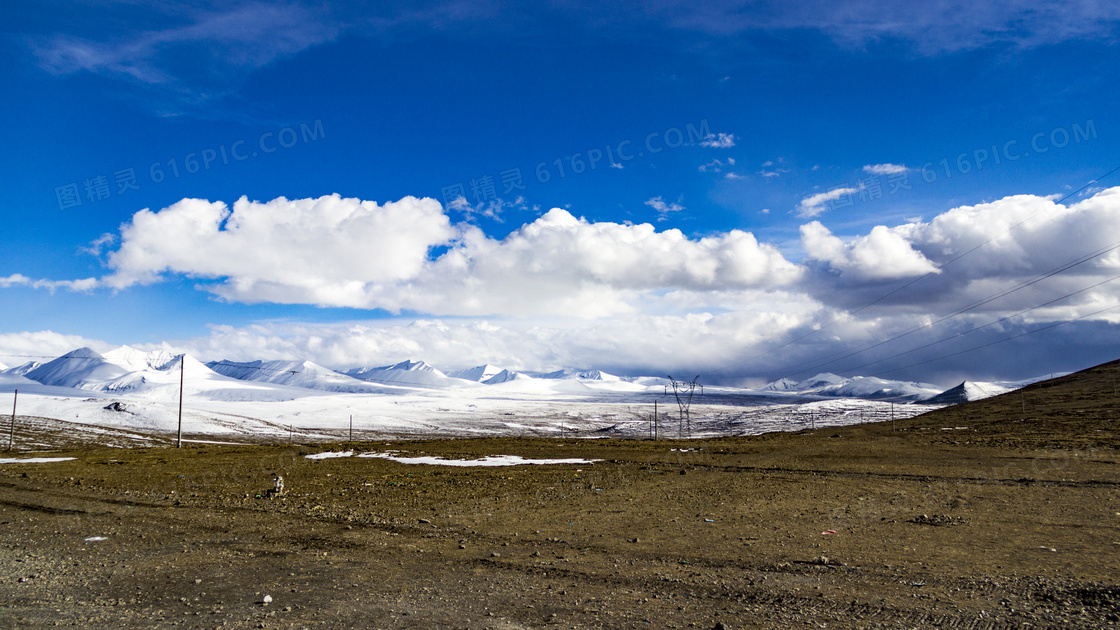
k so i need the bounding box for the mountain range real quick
[0,345,1060,405]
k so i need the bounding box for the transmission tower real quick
[666,375,702,438]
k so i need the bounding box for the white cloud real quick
[0,331,113,363]
[103,195,456,304]
[31,3,340,113]
[0,274,99,292]
[143,307,827,378]
[59,194,801,319]
[724,172,744,180]
[699,158,735,173]
[644,195,685,220]
[9,188,1120,383]
[700,132,736,148]
[862,163,909,175]
[651,0,1120,53]
[796,187,858,218]
[800,222,940,280]
[35,4,338,81]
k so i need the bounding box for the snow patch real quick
[0,457,76,464]
[356,453,601,467]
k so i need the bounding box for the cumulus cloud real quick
[8,188,1120,382]
[84,194,803,318]
[800,222,939,280]
[103,194,456,303]
[798,188,1120,317]
[863,163,909,175]
[796,187,858,218]
[699,132,736,148]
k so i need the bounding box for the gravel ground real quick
[0,360,1118,629]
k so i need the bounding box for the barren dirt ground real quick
[1,362,1119,629]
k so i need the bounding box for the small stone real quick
[261,594,273,605]
[491,552,501,558]
[418,518,431,524]
[194,579,202,584]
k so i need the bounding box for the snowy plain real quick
[0,345,1048,448]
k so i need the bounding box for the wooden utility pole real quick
[8,389,16,451]
[652,400,658,440]
[176,357,185,448]
[891,402,895,432]
[349,415,353,442]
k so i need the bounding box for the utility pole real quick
[176,357,185,448]
[8,389,16,451]
[349,414,353,442]
[891,402,895,432]
[653,400,658,440]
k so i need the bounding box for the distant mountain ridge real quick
[761,372,941,401]
[3,346,1061,404]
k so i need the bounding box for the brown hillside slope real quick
[910,357,1120,449]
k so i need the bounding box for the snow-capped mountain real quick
[924,381,1012,405]
[344,360,478,389]
[19,346,281,401]
[25,348,135,390]
[527,369,631,382]
[447,365,507,382]
[206,359,391,394]
[483,369,530,384]
[4,361,42,376]
[815,376,942,401]
[10,346,1053,409]
[794,373,850,390]
[102,345,177,372]
[760,372,941,401]
[761,377,799,391]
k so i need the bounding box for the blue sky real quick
[2,1,1119,385]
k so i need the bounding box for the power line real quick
[839,272,1120,375]
[777,239,1120,378]
[869,302,1120,377]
